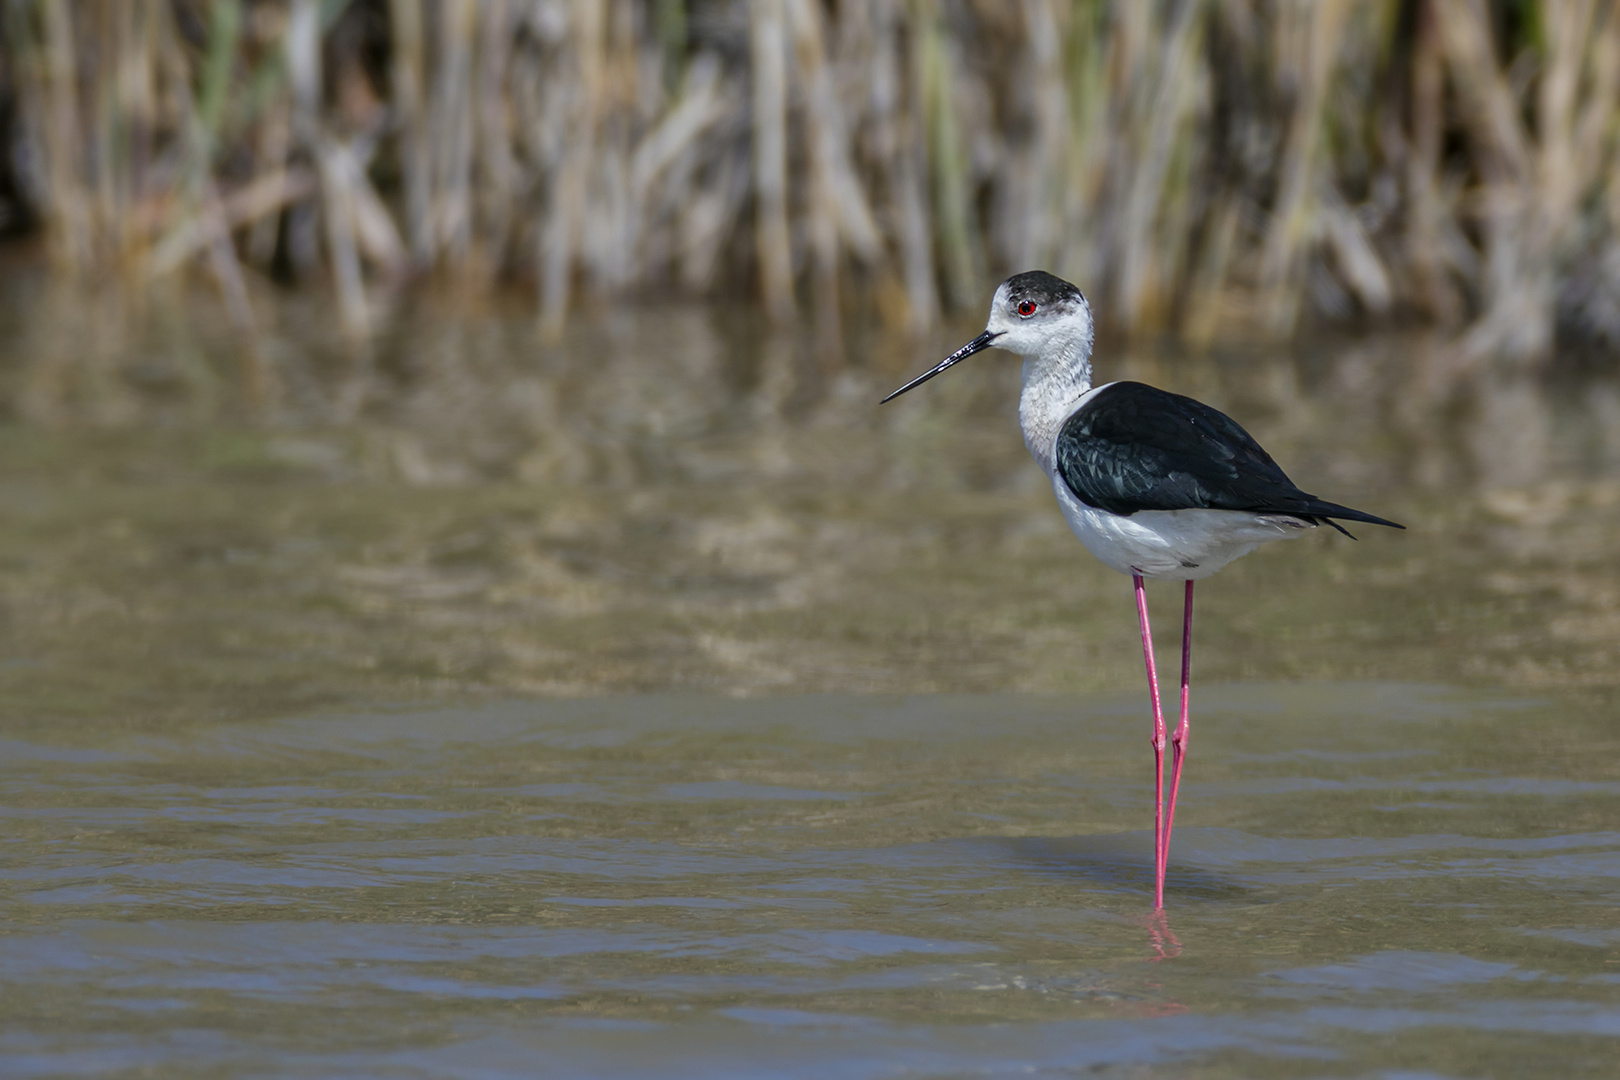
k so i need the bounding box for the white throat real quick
[1017,340,1094,477]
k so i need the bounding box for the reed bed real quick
[3,0,1620,361]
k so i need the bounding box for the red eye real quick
[1017,301,1037,317]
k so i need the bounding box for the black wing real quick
[1054,382,1404,533]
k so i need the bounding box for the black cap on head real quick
[1003,271,1084,307]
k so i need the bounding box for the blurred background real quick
[0,0,1613,718]
[8,0,1620,351]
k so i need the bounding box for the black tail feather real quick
[1316,517,1357,539]
[1311,503,1404,530]
[1297,500,1404,538]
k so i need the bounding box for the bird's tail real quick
[1299,500,1405,539]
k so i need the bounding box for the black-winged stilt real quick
[882,271,1404,909]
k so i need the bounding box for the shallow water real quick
[0,278,1617,1075]
[4,689,1618,1077]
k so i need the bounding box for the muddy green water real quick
[0,278,1618,1076]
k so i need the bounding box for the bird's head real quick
[984,271,1092,357]
[882,271,1093,403]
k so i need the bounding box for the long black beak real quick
[880,331,1000,404]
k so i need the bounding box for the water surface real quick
[0,279,1616,1075]
[4,689,1618,1077]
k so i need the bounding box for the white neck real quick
[1018,339,1094,477]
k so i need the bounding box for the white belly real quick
[1051,476,1314,580]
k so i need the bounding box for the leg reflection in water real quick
[1146,909,1182,962]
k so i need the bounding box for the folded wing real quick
[1055,382,1404,532]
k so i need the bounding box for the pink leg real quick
[1133,573,1167,909]
[1159,581,1194,891]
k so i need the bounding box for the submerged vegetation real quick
[2,0,1619,359]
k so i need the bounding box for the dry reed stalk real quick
[1182,192,1242,347]
[1319,184,1393,314]
[430,0,476,262]
[789,0,883,340]
[631,53,727,288]
[1435,0,1536,361]
[106,1,152,264]
[1259,0,1353,335]
[629,59,724,212]
[153,0,256,332]
[475,0,517,277]
[1407,0,1464,324]
[539,0,604,338]
[575,14,642,297]
[1115,0,1207,329]
[388,0,432,265]
[151,169,313,273]
[878,0,940,332]
[916,0,983,309]
[1052,0,1110,292]
[287,0,360,332]
[1012,0,1068,272]
[38,0,89,268]
[670,80,745,293]
[750,0,795,323]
